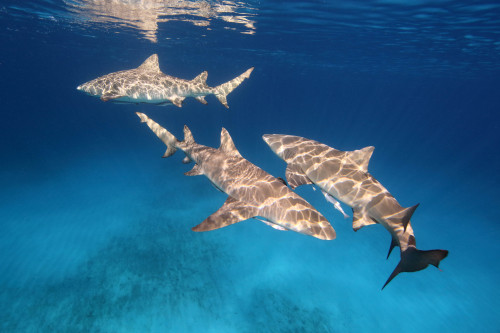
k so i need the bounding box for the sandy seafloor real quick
[1,1,500,332]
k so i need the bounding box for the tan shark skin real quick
[263,134,448,289]
[77,54,253,108]
[136,113,336,241]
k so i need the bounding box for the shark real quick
[262,134,448,289]
[77,54,253,108]
[136,113,336,240]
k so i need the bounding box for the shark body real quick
[136,113,336,240]
[263,134,448,289]
[77,54,253,108]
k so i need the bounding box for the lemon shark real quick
[77,54,253,108]
[263,134,448,289]
[136,113,336,240]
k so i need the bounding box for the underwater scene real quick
[1,0,499,332]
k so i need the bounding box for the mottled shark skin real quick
[263,134,448,289]
[77,54,253,108]
[136,113,336,241]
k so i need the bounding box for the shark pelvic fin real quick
[192,196,258,232]
[184,164,203,176]
[136,112,178,158]
[193,71,208,85]
[219,128,242,157]
[137,54,161,73]
[382,247,448,290]
[195,96,208,105]
[171,96,185,108]
[352,208,377,231]
[214,67,254,108]
[285,163,312,189]
[348,146,374,173]
[388,203,419,232]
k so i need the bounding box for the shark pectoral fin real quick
[352,208,377,231]
[184,164,203,176]
[387,203,419,232]
[192,197,258,232]
[195,96,208,105]
[387,237,398,259]
[285,163,312,189]
[100,92,123,102]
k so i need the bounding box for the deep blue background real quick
[1,1,499,332]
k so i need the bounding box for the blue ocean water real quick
[1,0,499,331]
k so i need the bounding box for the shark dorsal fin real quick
[137,54,161,73]
[193,71,208,85]
[348,146,374,173]
[219,128,242,157]
[183,125,194,145]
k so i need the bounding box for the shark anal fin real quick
[285,163,312,189]
[387,237,398,259]
[192,197,258,232]
[195,96,208,105]
[347,146,375,173]
[352,207,377,231]
[184,164,203,176]
[182,156,192,164]
[101,92,123,102]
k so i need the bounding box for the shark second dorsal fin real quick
[183,125,195,145]
[387,203,419,231]
[193,71,208,85]
[348,146,375,173]
[285,163,312,189]
[219,128,242,157]
[137,54,161,73]
[192,196,258,232]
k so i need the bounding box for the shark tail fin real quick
[214,67,254,108]
[136,112,178,158]
[382,247,449,290]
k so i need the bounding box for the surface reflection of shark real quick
[136,113,336,240]
[263,134,448,289]
[77,54,253,108]
[65,0,257,42]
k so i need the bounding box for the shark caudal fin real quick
[136,112,178,157]
[382,247,449,290]
[214,67,254,108]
